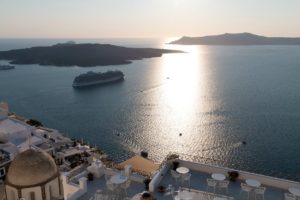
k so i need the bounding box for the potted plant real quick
[87,172,94,181]
[157,185,166,193]
[143,178,151,191]
[172,161,179,170]
[228,171,239,182]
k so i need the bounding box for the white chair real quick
[104,173,111,182]
[254,186,266,200]
[284,193,296,200]
[206,178,217,193]
[218,180,229,194]
[171,170,181,185]
[181,173,191,188]
[106,181,117,194]
[121,180,131,195]
[240,183,252,200]
[94,189,109,200]
[124,164,132,177]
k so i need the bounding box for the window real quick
[30,192,35,200]
[0,167,5,177]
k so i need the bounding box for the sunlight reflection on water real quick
[125,43,230,164]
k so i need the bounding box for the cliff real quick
[170,33,300,45]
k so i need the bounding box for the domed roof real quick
[0,131,9,143]
[6,149,58,187]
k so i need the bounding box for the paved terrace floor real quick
[0,183,5,200]
[79,169,290,200]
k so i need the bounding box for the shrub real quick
[87,172,94,181]
[228,171,239,182]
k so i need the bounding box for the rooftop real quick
[76,158,298,200]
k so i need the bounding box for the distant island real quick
[170,33,300,45]
[0,42,182,67]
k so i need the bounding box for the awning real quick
[118,155,159,176]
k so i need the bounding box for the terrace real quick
[76,157,300,200]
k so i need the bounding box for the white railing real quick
[177,159,300,190]
[149,163,171,192]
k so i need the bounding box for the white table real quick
[178,190,195,200]
[211,173,226,181]
[176,167,189,174]
[245,179,261,187]
[110,174,128,184]
[289,188,300,197]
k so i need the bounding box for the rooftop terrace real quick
[77,159,299,200]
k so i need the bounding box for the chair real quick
[94,190,108,200]
[181,173,191,188]
[106,181,117,194]
[121,180,131,195]
[218,180,229,194]
[254,186,266,200]
[206,178,217,193]
[171,170,181,185]
[284,193,296,200]
[124,164,132,177]
[104,173,111,182]
[239,183,252,200]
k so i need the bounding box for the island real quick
[169,32,300,45]
[0,42,183,67]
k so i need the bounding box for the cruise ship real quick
[0,65,15,70]
[72,70,124,88]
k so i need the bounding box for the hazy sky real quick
[1,0,300,38]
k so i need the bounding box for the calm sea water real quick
[1,39,300,181]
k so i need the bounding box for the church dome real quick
[0,131,9,143]
[6,149,58,187]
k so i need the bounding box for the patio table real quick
[176,167,189,174]
[212,173,226,181]
[110,174,128,184]
[245,179,261,187]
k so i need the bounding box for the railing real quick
[67,164,87,180]
[177,159,300,190]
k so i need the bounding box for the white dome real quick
[6,149,58,187]
[0,131,9,143]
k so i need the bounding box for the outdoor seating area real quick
[157,164,299,200]
[78,158,300,200]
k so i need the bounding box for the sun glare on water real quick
[147,41,209,156]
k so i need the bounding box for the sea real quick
[0,38,300,181]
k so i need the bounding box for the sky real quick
[1,0,300,38]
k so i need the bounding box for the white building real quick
[0,117,32,153]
